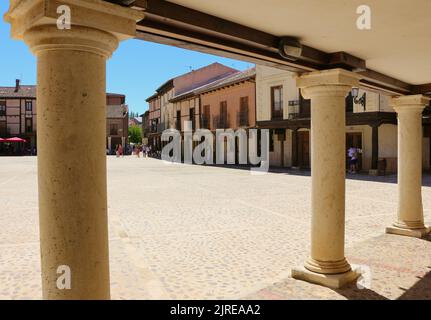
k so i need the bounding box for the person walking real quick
[117,144,123,157]
[347,146,359,174]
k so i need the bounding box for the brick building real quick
[0,80,127,155]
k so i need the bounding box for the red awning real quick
[5,137,26,142]
[0,138,4,142]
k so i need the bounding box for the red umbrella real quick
[0,138,4,142]
[6,137,26,142]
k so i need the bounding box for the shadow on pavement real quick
[397,269,431,299]
[205,163,431,187]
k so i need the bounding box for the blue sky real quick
[0,3,252,115]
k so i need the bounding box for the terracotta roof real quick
[0,85,36,98]
[169,67,255,102]
[145,92,159,102]
[106,92,125,98]
[197,67,256,94]
[147,62,239,102]
[132,116,142,123]
[169,71,238,102]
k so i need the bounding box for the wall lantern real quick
[351,87,366,110]
[278,37,303,61]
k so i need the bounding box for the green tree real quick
[128,125,142,144]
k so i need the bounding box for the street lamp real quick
[352,87,366,110]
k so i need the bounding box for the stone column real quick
[386,95,430,238]
[291,69,361,289]
[5,0,143,299]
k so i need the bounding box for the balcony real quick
[201,115,210,129]
[287,101,311,120]
[157,122,166,133]
[149,123,157,133]
[175,120,181,131]
[213,115,229,129]
[143,128,150,137]
[237,110,249,127]
[149,122,165,134]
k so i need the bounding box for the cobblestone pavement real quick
[1,157,430,300]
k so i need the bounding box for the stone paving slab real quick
[246,234,431,300]
[0,156,430,299]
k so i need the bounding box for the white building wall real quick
[379,124,398,172]
[256,65,298,122]
[255,65,431,173]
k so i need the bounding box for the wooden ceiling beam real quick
[103,0,425,96]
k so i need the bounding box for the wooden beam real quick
[327,52,366,71]
[132,0,329,66]
[136,29,315,73]
[358,69,412,94]
[412,83,431,94]
[104,0,418,96]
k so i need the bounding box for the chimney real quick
[14,79,20,92]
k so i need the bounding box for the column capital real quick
[297,68,361,99]
[4,0,144,57]
[390,94,430,113]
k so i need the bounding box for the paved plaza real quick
[0,156,430,300]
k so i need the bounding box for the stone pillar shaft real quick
[308,92,348,273]
[387,95,430,238]
[35,28,112,299]
[292,69,361,289]
[5,0,144,299]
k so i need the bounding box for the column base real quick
[291,265,360,289]
[386,225,431,238]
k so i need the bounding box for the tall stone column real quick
[291,69,361,289]
[5,0,143,299]
[386,95,430,238]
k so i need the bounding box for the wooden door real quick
[298,131,310,168]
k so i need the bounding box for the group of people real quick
[109,144,154,158]
[132,144,152,158]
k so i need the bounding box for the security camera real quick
[278,37,303,61]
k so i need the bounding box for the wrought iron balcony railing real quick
[201,115,210,129]
[237,110,249,127]
[213,115,229,129]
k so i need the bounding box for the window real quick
[269,130,275,152]
[189,108,195,130]
[176,110,181,130]
[0,121,6,135]
[202,105,210,129]
[25,100,32,112]
[25,118,32,133]
[220,101,227,127]
[271,86,283,119]
[239,97,249,126]
[110,123,118,135]
[0,101,5,116]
